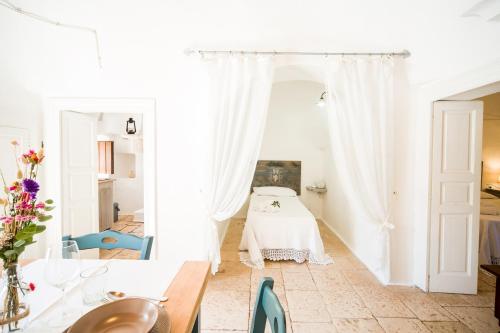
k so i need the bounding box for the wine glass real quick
[44,240,81,327]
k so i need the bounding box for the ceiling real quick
[0,0,499,95]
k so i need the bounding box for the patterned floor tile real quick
[292,322,338,333]
[423,321,474,333]
[332,318,384,333]
[365,300,415,318]
[282,271,316,290]
[377,318,430,333]
[286,290,331,323]
[201,289,250,331]
[444,306,498,333]
[204,219,498,332]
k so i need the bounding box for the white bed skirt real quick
[239,194,333,269]
[239,248,333,269]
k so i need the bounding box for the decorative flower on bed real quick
[271,200,280,208]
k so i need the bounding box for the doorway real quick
[43,98,157,259]
[428,82,500,294]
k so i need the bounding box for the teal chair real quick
[63,230,153,260]
[250,277,286,333]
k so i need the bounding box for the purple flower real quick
[22,179,39,196]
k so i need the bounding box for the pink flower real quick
[15,201,31,210]
[14,215,31,223]
[0,216,13,224]
[35,202,45,209]
[9,186,17,191]
[17,215,35,223]
[28,282,35,292]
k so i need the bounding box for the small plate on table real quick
[68,298,159,333]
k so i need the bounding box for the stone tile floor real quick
[201,219,498,333]
[98,215,144,260]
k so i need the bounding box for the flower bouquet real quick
[0,141,54,331]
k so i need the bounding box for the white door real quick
[429,101,483,294]
[61,112,99,240]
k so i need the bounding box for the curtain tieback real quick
[379,216,395,231]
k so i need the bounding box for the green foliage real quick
[0,224,45,263]
[36,213,52,222]
[3,250,16,259]
[14,223,45,241]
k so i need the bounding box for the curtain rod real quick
[184,48,411,58]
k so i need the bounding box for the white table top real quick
[22,259,177,333]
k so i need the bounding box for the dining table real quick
[16,259,210,333]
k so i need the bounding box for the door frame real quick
[415,59,500,291]
[43,98,158,258]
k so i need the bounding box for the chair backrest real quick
[250,277,286,333]
[63,230,153,260]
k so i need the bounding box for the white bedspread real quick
[480,198,500,215]
[480,214,500,265]
[239,194,333,269]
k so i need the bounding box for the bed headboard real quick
[251,160,301,195]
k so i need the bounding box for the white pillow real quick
[481,191,497,199]
[253,186,297,197]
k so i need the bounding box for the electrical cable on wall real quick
[0,0,103,68]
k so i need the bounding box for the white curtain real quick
[198,55,274,274]
[324,56,395,282]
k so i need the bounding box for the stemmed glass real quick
[44,240,81,327]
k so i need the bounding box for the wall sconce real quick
[317,91,327,107]
[126,118,136,135]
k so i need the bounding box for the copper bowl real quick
[68,298,159,333]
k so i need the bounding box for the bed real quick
[479,191,500,265]
[239,186,333,269]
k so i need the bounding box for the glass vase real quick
[0,264,30,332]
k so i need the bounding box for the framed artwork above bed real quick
[252,160,301,195]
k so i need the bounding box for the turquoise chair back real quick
[250,277,286,333]
[63,230,153,260]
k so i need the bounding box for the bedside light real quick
[316,91,327,108]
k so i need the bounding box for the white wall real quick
[483,120,500,187]
[97,113,143,136]
[1,0,499,279]
[479,93,500,188]
[259,80,327,217]
[390,60,415,285]
[0,75,46,258]
[113,153,144,215]
[97,113,144,216]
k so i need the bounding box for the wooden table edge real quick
[162,261,211,333]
